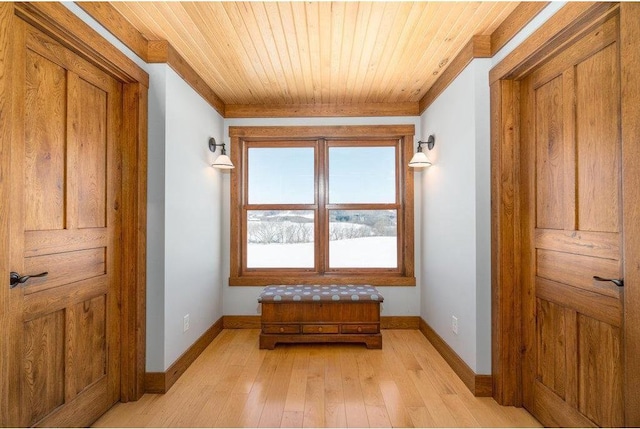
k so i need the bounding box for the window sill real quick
[229,275,416,287]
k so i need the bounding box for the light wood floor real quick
[94,329,540,428]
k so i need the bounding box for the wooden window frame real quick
[229,125,416,286]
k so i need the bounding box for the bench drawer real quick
[262,324,300,334]
[342,324,379,334]
[302,324,340,334]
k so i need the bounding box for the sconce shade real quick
[409,134,435,168]
[212,154,234,169]
[209,137,235,169]
[408,151,432,168]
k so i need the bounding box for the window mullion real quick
[317,138,327,274]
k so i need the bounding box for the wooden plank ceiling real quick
[109,2,519,108]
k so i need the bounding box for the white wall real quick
[420,62,485,371]
[145,64,167,371]
[163,69,225,368]
[419,2,566,374]
[64,3,225,372]
[222,116,422,318]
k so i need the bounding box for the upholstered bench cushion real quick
[258,285,384,303]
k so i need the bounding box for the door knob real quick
[10,271,48,288]
[593,276,624,287]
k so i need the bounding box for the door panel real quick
[7,17,122,427]
[23,311,65,427]
[575,44,620,233]
[522,14,624,427]
[577,314,624,427]
[24,50,67,232]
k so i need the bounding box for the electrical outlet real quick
[452,315,458,335]
[183,314,190,332]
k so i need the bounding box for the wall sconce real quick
[209,137,234,169]
[408,135,435,168]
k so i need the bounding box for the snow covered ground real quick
[247,236,397,268]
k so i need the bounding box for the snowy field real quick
[247,236,397,268]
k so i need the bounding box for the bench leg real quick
[365,335,382,349]
[259,335,276,350]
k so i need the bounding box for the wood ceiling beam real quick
[225,102,419,118]
[77,2,147,61]
[147,40,226,115]
[77,2,225,116]
[419,2,550,114]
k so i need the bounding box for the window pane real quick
[248,147,314,204]
[329,146,396,204]
[329,210,397,268]
[247,210,314,268]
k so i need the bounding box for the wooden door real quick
[4,18,122,427]
[520,14,624,427]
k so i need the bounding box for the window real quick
[229,125,415,286]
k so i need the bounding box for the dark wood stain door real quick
[520,14,624,427]
[4,18,122,427]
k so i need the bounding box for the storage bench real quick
[258,285,383,349]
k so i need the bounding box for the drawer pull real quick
[279,327,284,333]
[318,327,323,332]
[357,326,362,333]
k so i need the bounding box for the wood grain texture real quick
[23,51,66,231]
[518,73,536,412]
[380,316,420,330]
[223,315,420,330]
[1,5,148,425]
[225,102,418,118]
[110,2,518,106]
[13,2,148,86]
[419,318,492,397]
[260,301,381,350]
[419,2,548,114]
[66,295,107,399]
[577,314,623,427]
[76,2,148,60]
[536,299,566,399]
[23,311,65,426]
[96,329,539,428]
[490,2,550,55]
[145,317,224,394]
[532,380,596,428]
[575,42,620,233]
[147,40,225,116]
[419,36,486,113]
[523,14,625,425]
[620,3,640,425]
[536,277,622,328]
[534,75,564,230]
[491,5,626,414]
[490,79,521,406]
[534,229,620,260]
[120,82,148,402]
[490,2,618,84]
[0,2,13,322]
[224,315,261,329]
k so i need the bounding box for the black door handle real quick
[10,271,48,288]
[593,276,624,287]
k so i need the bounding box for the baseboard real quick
[222,315,420,330]
[381,316,421,329]
[144,316,224,394]
[419,318,493,397]
[223,315,261,329]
